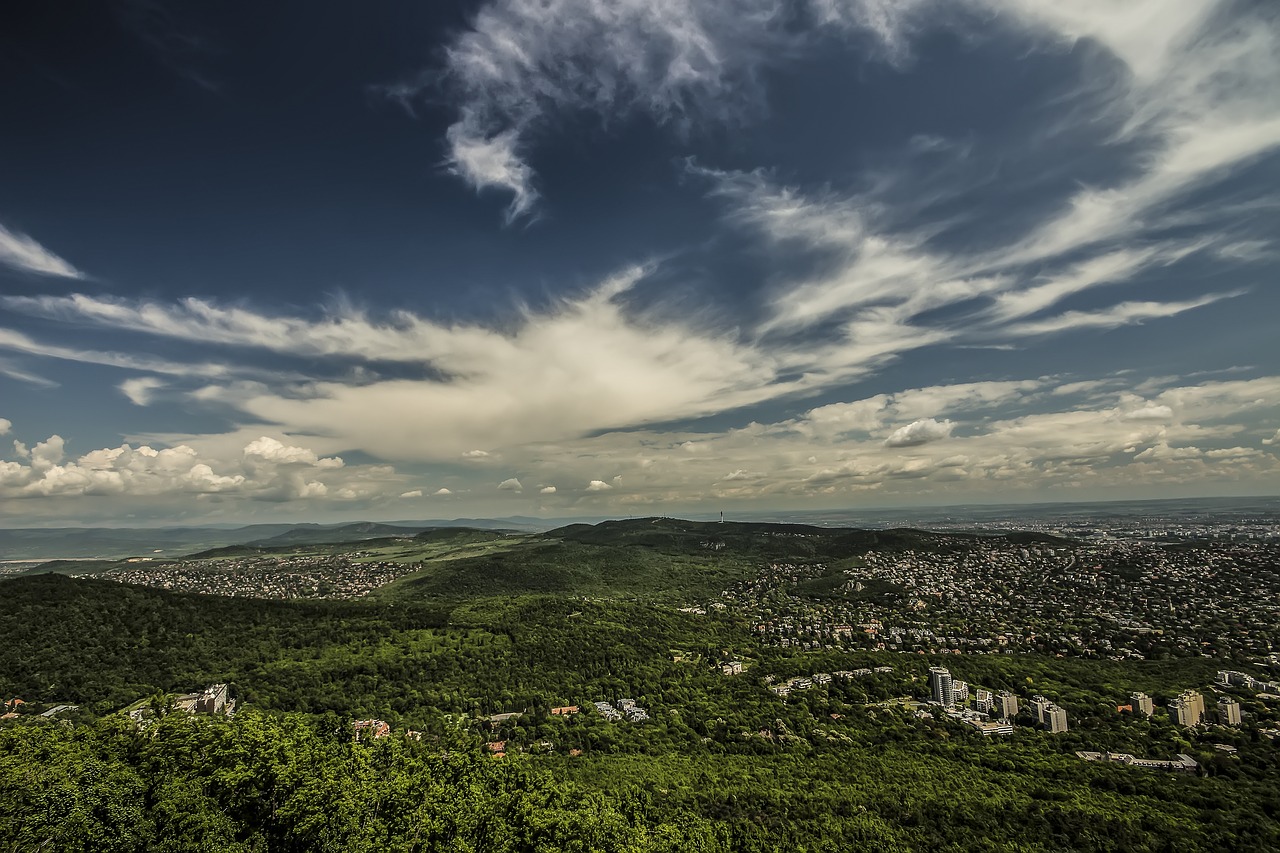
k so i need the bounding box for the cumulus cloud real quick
[497,477,523,491]
[482,374,1280,507]
[0,418,9,435]
[0,431,402,503]
[243,436,344,468]
[884,418,953,447]
[400,489,423,498]
[433,487,454,496]
[0,222,84,279]
[585,479,613,491]
[463,449,491,459]
[539,485,557,494]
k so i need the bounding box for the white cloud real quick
[394,0,942,220]
[120,377,165,406]
[400,489,423,498]
[0,431,404,503]
[243,436,344,468]
[0,359,57,388]
[433,487,454,496]
[1001,294,1241,338]
[0,418,9,435]
[463,449,491,458]
[498,477,523,491]
[1122,404,1173,422]
[1264,429,1280,446]
[884,417,953,447]
[586,479,613,491]
[0,222,84,279]
[539,485,557,494]
[473,374,1280,507]
[445,124,539,223]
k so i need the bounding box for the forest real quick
[2,521,1279,850]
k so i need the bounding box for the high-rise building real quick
[1170,690,1205,727]
[1044,704,1068,733]
[952,680,970,706]
[997,690,1019,720]
[975,689,995,714]
[1218,696,1242,726]
[1131,692,1154,717]
[1031,695,1051,724]
[928,667,954,708]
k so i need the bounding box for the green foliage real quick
[1,520,1278,852]
[0,712,727,852]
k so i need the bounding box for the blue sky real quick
[1,0,1277,525]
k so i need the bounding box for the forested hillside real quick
[2,520,1278,850]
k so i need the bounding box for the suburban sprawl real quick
[3,501,1280,850]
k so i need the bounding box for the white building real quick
[929,667,954,708]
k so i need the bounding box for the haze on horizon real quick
[1,0,1278,527]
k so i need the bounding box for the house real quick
[551,705,580,716]
[352,719,391,741]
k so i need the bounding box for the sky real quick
[1,0,1278,526]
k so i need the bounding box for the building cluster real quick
[95,552,419,600]
[1217,670,1280,696]
[770,667,892,698]
[707,539,1280,665]
[1,697,79,721]
[926,667,1060,735]
[174,683,232,716]
[1076,751,1199,772]
[593,699,649,722]
[352,719,391,741]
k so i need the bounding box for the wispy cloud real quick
[0,222,85,279]
[388,0,934,221]
[1001,293,1242,338]
[111,0,224,93]
[0,326,234,378]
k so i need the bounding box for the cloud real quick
[0,324,243,379]
[586,479,613,491]
[0,431,404,503]
[400,489,423,498]
[243,436,344,468]
[0,222,85,279]
[462,449,491,459]
[497,477,523,491]
[386,0,936,220]
[1001,294,1241,338]
[1121,404,1173,421]
[884,417,953,447]
[433,487,454,496]
[0,418,9,435]
[120,377,165,406]
[0,358,58,388]
[445,124,539,223]
[481,374,1280,506]
[539,485,557,494]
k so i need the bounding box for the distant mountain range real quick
[2,495,1274,562]
[0,518,574,561]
